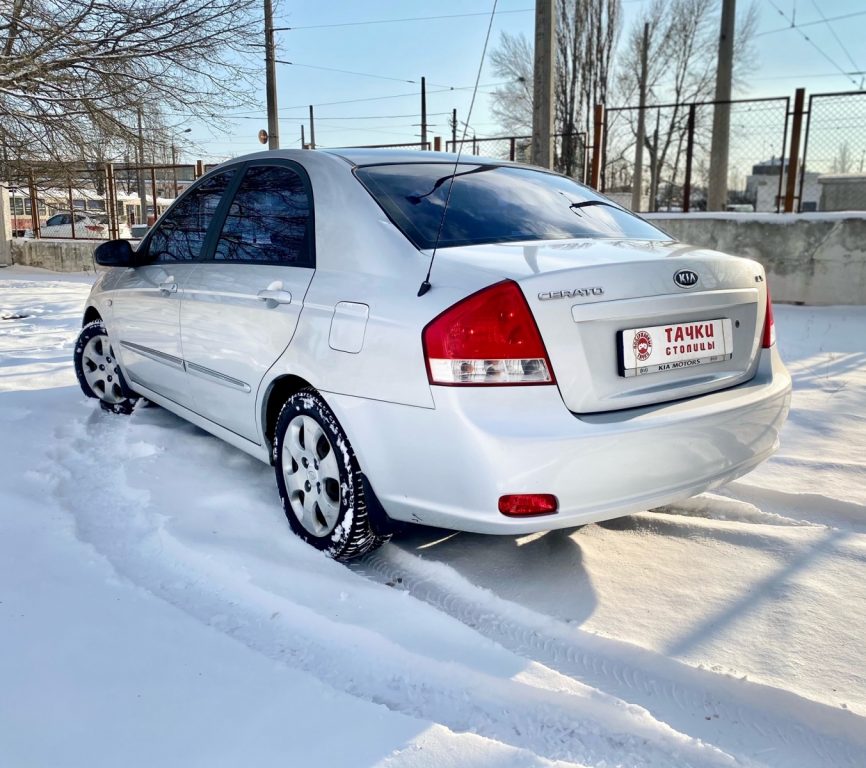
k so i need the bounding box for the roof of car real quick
[217,147,509,169]
[320,147,499,166]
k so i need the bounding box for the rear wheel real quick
[273,389,387,560]
[74,321,138,415]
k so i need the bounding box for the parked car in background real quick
[75,149,792,561]
[28,211,130,239]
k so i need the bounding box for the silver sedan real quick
[75,149,791,559]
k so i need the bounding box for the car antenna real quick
[417,0,498,298]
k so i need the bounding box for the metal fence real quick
[338,141,431,151]
[10,93,866,240]
[446,133,587,180]
[601,96,790,213]
[798,91,866,212]
[8,161,210,239]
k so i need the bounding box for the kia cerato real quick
[75,149,792,560]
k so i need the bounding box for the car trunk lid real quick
[435,238,768,413]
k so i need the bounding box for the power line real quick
[314,112,451,121]
[162,83,509,123]
[273,8,531,31]
[754,9,866,38]
[750,70,866,81]
[809,0,861,79]
[277,82,509,111]
[273,60,455,89]
[765,0,860,88]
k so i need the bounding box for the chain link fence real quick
[341,142,431,151]
[799,91,866,212]
[602,97,790,213]
[446,133,587,180]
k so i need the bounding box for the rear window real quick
[354,163,668,249]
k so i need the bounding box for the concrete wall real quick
[645,213,866,305]
[8,238,100,272]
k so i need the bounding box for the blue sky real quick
[182,0,866,161]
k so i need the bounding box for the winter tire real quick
[273,388,388,561]
[73,321,138,415]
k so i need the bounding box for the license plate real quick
[620,318,733,378]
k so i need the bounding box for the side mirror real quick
[94,239,136,268]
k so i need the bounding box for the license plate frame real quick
[619,318,734,378]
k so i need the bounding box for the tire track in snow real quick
[721,483,866,533]
[359,545,866,768]
[655,493,812,528]
[47,413,741,768]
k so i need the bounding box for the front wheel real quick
[273,389,387,561]
[73,321,138,415]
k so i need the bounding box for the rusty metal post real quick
[683,104,696,213]
[784,88,806,213]
[150,167,158,223]
[105,164,117,239]
[433,136,441,151]
[510,137,516,161]
[28,171,40,238]
[67,180,76,239]
[195,160,204,179]
[590,104,604,190]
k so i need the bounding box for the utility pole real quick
[421,77,428,149]
[170,127,190,199]
[631,23,649,212]
[171,144,178,198]
[136,107,147,225]
[451,109,457,151]
[264,0,280,149]
[708,0,736,211]
[531,0,555,168]
[301,124,305,149]
[308,105,316,149]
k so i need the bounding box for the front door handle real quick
[158,278,177,295]
[257,289,293,306]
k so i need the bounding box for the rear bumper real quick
[324,346,792,534]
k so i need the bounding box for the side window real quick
[147,169,236,262]
[214,164,313,266]
[46,215,64,226]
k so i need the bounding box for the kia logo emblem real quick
[673,269,699,289]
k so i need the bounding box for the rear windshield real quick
[354,163,668,249]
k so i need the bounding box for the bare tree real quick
[0,0,262,164]
[832,142,853,174]
[488,32,534,136]
[610,0,757,209]
[489,0,621,176]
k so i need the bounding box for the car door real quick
[109,168,239,407]
[180,161,315,442]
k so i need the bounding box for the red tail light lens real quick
[422,280,555,385]
[499,494,558,516]
[762,284,775,348]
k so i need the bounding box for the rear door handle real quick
[158,278,177,294]
[257,289,293,306]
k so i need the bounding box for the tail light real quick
[761,285,775,348]
[499,494,558,516]
[423,280,555,385]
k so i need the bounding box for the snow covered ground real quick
[1,266,865,768]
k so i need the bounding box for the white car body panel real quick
[322,347,791,533]
[83,148,792,537]
[180,263,313,441]
[110,263,197,407]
